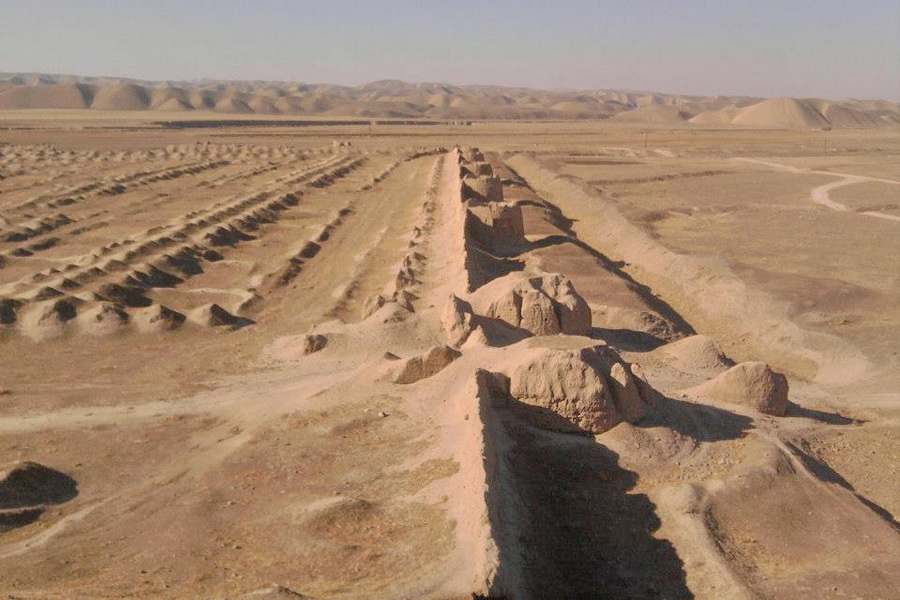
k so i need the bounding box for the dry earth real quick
[1,114,898,599]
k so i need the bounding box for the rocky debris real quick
[301,334,328,355]
[474,273,592,336]
[692,361,789,416]
[441,294,476,347]
[393,345,461,384]
[507,344,650,433]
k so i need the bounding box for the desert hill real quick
[0,72,898,127]
[691,96,898,128]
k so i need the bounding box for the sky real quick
[1,0,898,99]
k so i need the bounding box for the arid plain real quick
[1,107,899,599]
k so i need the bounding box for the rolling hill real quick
[0,72,896,127]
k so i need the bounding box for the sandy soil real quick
[1,115,898,599]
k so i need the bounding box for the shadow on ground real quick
[498,405,695,599]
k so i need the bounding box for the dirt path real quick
[735,157,900,222]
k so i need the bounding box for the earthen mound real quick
[393,345,461,384]
[18,298,81,340]
[97,283,152,307]
[507,344,651,433]
[301,334,328,355]
[466,202,526,249]
[130,264,184,288]
[77,302,130,335]
[131,304,185,332]
[462,176,504,202]
[691,361,789,416]
[440,294,475,347]
[189,303,254,328]
[471,273,591,336]
[653,334,731,370]
[0,298,23,325]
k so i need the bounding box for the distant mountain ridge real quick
[1,72,897,128]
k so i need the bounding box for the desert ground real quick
[1,111,899,599]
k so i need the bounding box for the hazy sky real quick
[2,0,898,99]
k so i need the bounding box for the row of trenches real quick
[0,154,367,339]
[358,153,446,318]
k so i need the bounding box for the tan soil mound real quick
[130,304,185,332]
[189,303,254,328]
[507,344,651,433]
[0,298,23,325]
[653,334,731,370]
[691,361,789,416]
[393,345,461,384]
[441,294,475,347]
[466,202,526,249]
[471,273,592,336]
[96,283,152,307]
[76,302,130,335]
[301,334,328,355]
[18,298,81,340]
